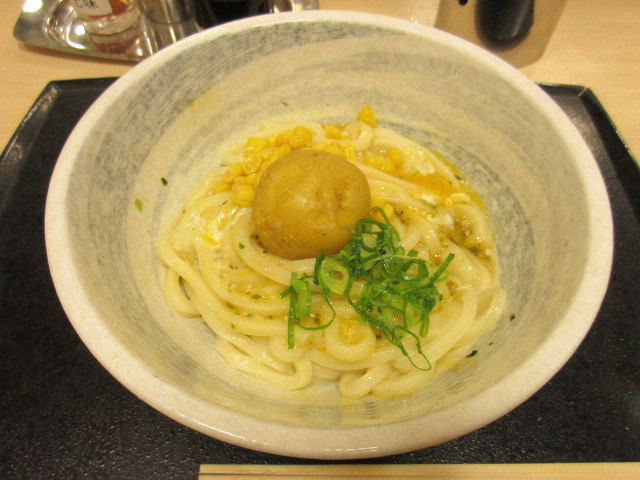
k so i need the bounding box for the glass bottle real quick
[192,0,273,29]
[71,0,140,35]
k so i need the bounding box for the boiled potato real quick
[252,150,371,260]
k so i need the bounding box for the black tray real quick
[1,79,639,479]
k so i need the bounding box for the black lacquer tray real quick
[1,79,638,479]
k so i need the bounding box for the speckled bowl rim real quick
[45,11,613,459]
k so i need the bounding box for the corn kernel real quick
[270,144,292,162]
[312,141,328,152]
[364,153,396,175]
[383,203,394,219]
[274,130,292,146]
[232,197,253,208]
[372,203,394,223]
[231,184,255,207]
[242,154,263,175]
[258,145,277,162]
[288,126,313,150]
[222,162,244,183]
[244,172,261,187]
[314,141,346,159]
[323,124,343,140]
[370,194,386,210]
[245,136,270,155]
[364,153,384,169]
[356,106,377,128]
[343,144,356,162]
[260,157,276,173]
[232,175,246,187]
[211,182,231,193]
[387,147,404,169]
[382,160,397,175]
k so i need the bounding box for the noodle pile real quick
[157,108,506,399]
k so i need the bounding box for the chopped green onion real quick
[283,272,335,349]
[317,257,350,295]
[281,207,454,371]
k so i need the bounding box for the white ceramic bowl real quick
[45,11,613,459]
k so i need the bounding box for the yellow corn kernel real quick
[357,106,377,128]
[274,130,292,146]
[260,157,276,173]
[372,203,395,223]
[342,144,356,162]
[270,144,292,162]
[323,124,343,140]
[383,203,394,219]
[244,172,261,187]
[370,194,386,210]
[288,125,313,150]
[242,154,263,175]
[363,153,383,169]
[387,147,404,169]
[257,145,277,162]
[232,175,246,187]
[383,161,397,175]
[314,141,346,159]
[244,136,270,155]
[222,162,244,183]
[364,153,396,175]
[211,182,231,193]
[231,184,255,207]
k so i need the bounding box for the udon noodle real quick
[157,108,506,399]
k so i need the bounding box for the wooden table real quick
[1,0,639,160]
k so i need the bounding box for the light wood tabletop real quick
[1,0,639,161]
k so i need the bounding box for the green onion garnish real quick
[281,207,454,370]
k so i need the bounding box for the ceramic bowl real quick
[44,11,613,459]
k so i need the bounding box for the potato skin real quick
[252,150,371,260]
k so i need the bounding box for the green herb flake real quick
[510,313,516,321]
[252,294,262,300]
[134,199,143,212]
[161,177,168,186]
[239,243,245,249]
[467,349,478,358]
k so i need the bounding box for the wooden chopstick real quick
[199,463,640,479]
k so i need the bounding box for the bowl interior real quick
[45,12,612,457]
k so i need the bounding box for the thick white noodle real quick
[156,117,506,399]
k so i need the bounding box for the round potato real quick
[252,150,371,260]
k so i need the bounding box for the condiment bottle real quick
[192,0,273,29]
[71,0,141,35]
